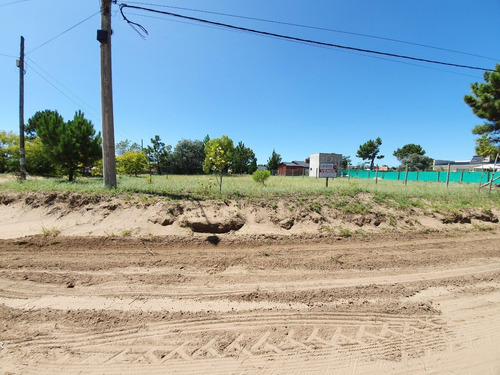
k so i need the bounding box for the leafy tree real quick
[171,139,205,174]
[25,109,63,139]
[252,169,271,185]
[266,149,282,175]
[399,154,433,171]
[116,139,141,156]
[0,131,18,173]
[248,158,258,174]
[393,144,426,162]
[464,63,500,151]
[231,141,257,174]
[475,134,499,159]
[356,137,384,170]
[25,137,57,175]
[117,151,148,176]
[144,135,171,175]
[203,135,234,193]
[0,131,56,175]
[341,155,352,170]
[28,110,102,181]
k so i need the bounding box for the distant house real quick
[433,155,498,172]
[277,161,309,176]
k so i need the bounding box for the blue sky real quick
[1,0,499,167]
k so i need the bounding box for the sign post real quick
[319,163,338,188]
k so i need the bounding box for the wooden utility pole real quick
[99,0,117,188]
[18,36,26,180]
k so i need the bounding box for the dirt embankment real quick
[0,191,498,239]
[1,191,500,374]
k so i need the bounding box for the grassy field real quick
[1,173,499,213]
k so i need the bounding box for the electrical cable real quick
[118,4,494,72]
[122,1,499,62]
[25,60,101,123]
[0,52,17,58]
[126,11,483,79]
[0,0,30,7]
[26,57,100,119]
[27,11,100,54]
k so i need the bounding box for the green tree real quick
[28,110,102,181]
[116,151,148,176]
[356,137,384,170]
[252,169,270,185]
[393,144,426,162]
[25,137,57,175]
[0,132,56,175]
[25,109,63,139]
[475,134,499,159]
[144,135,171,175]
[231,141,257,174]
[341,155,352,170]
[464,64,500,153]
[0,131,19,173]
[171,139,205,174]
[400,154,433,171]
[248,158,258,174]
[266,149,282,175]
[203,135,234,193]
[116,139,141,156]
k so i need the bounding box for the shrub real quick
[252,169,271,185]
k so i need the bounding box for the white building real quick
[309,153,342,178]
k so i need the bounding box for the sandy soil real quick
[1,192,500,374]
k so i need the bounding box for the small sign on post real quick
[319,163,338,178]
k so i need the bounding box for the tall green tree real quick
[356,137,384,170]
[28,110,102,181]
[266,149,282,175]
[203,135,234,193]
[231,141,257,174]
[393,144,426,162]
[25,109,63,139]
[144,135,171,175]
[464,63,500,153]
[171,139,205,174]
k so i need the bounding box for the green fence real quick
[343,169,500,185]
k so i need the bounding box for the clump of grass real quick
[343,203,370,214]
[338,228,352,237]
[307,201,322,214]
[121,229,132,237]
[41,226,61,237]
[472,222,493,231]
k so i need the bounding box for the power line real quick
[26,57,101,119]
[25,60,100,122]
[126,11,484,80]
[118,4,494,73]
[0,52,17,58]
[0,0,30,7]
[122,1,499,62]
[27,11,100,54]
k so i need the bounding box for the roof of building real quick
[279,161,310,168]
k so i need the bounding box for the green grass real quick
[0,174,499,213]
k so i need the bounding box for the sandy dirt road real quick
[1,231,500,374]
